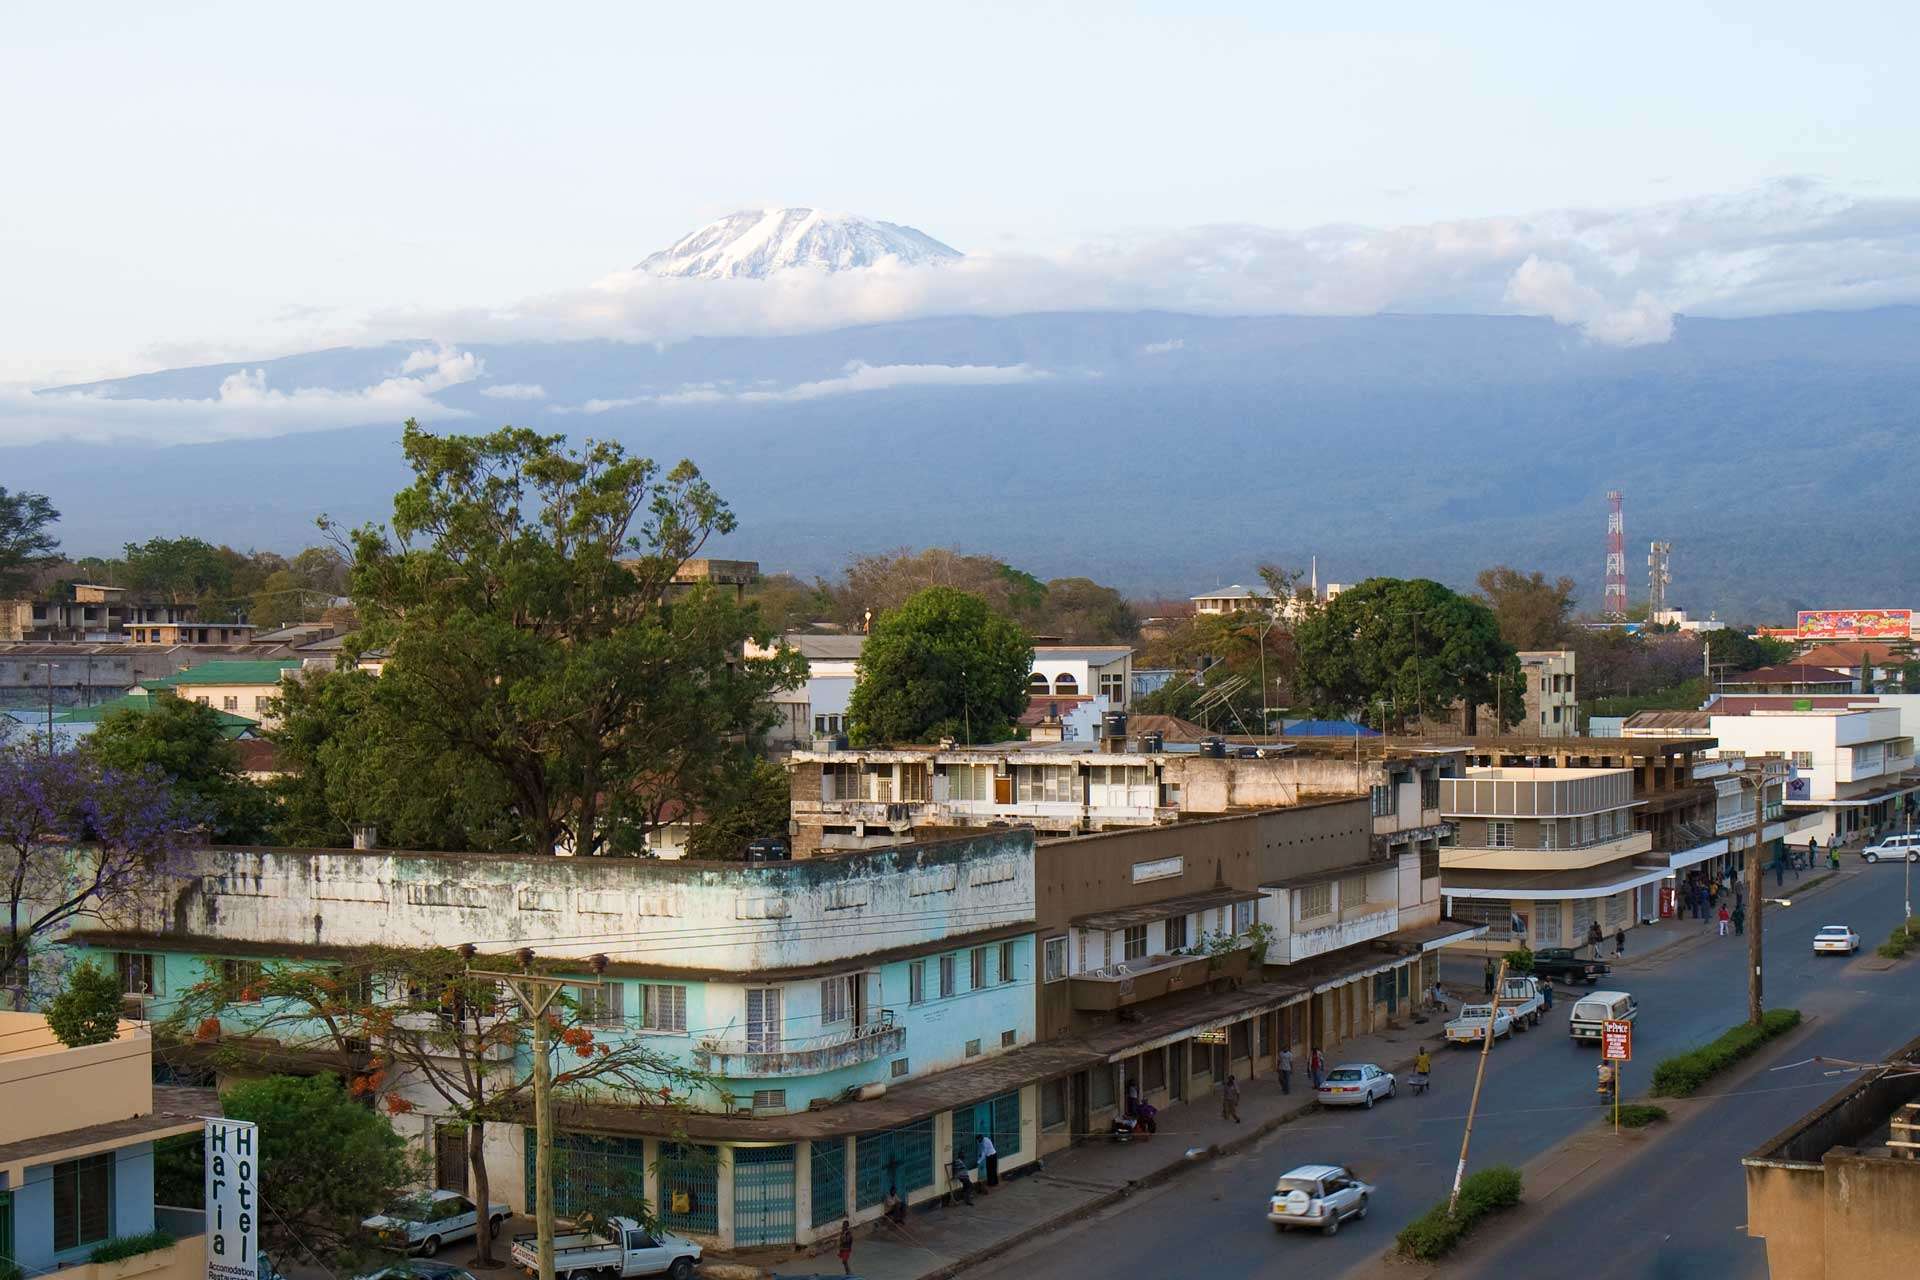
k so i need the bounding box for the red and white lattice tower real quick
[1603,489,1628,618]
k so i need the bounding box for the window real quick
[746,988,781,1053]
[999,940,1016,984]
[223,695,239,711]
[1369,784,1397,817]
[221,959,264,993]
[1234,900,1254,933]
[1451,897,1516,939]
[938,954,956,998]
[1040,1077,1068,1129]
[965,1038,982,1058]
[572,982,623,1026]
[971,948,987,989]
[115,953,157,997]
[1421,773,1440,809]
[891,1058,910,1078]
[1052,674,1078,696]
[1043,937,1067,983]
[640,984,687,1032]
[195,695,210,705]
[1489,821,1515,848]
[1002,1029,1016,1048]
[910,960,927,1004]
[1100,672,1126,705]
[53,1152,115,1251]
[1164,914,1188,951]
[1341,875,1367,907]
[1028,672,1050,694]
[1419,841,1439,879]
[752,1089,787,1112]
[946,765,991,802]
[813,713,846,735]
[1541,822,1556,850]
[822,762,862,801]
[1791,751,1813,768]
[1122,925,1147,961]
[1299,882,1332,919]
[820,977,853,1025]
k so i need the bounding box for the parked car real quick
[1315,1063,1395,1108]
[1499,976,1545,1028]
[1569,990,1637,1044]
[1266,1163,1374,1236]
[1444,1002,1514,1046]
[1813,924,1860,955]
[510,1215,702,1280]
[1859,834,1920,863]
[1528,947,1612,985]
[355,1264,480,1280]
[362,1190,510,1257]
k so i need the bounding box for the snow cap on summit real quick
[637,208,962,279]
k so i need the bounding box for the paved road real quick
[983,864,1915,1280]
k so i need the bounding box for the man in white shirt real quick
[977,1133,1000,1191]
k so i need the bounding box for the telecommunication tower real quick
[1647,541,1672,617]
[1603,490,1628,618]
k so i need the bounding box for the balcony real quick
[1438,830,1652,872]
[1268,906,1401,964]
[694,1012,903,1078]
[1068,945,1253,1012]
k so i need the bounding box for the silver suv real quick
[1860,833,1920,863]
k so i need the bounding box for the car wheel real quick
[1865,852,1878,863]
[420,1237,440,1259]
[489,1216,505,1239]
[1357,1194,1370,1219]
[1387,1080,1396,1099]
[1364,1090,1375,1109]
[669,1258,694,1280]
[1323,1212,1341,1236]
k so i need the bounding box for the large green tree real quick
[0,487,60,595]
[332,422,803,856]
[847,586,1032,744]
[83,696,274,842]
[684,758,791,859]
[1294,577,1525,732]
[1474,565,1577,649]
[122,536,233,606]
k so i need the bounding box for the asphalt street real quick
[983,862,1919,1280]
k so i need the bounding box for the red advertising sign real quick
[1796,608,1912,640]
[1602,1020,1633,1062]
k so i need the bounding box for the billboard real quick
[1796,609,1912,640]
[205,1119,259,1280]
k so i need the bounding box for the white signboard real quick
[205,1119,260,1280]
[1131,856,1184,884]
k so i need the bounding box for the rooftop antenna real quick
[1604,491,1628,619]
[1648,541,1672,617]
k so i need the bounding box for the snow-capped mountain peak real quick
[637,208,962,279]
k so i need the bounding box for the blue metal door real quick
[810,1139,847,1228]
[658,1143,718,1236]
[732,1144,796,1247]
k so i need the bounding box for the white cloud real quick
[0,344,480,446]
[1141,338,1185,355]
[481,382,548,400]
[567,361,1046,413]
[1502,256,1674,346]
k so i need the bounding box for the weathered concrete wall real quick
[105,830,1034,973]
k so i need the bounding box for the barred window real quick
[1300,882,1333,919]
[641,984,686,1032]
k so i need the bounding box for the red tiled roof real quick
[231,739,280,774]
[1796,643,1910,668]
[1726,664,1854,684]
[1017,694,1094,727]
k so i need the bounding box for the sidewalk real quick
[778,1024,1428,1280]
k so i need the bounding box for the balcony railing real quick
[694,1011,903,1078]
[1069,946,1253,1011]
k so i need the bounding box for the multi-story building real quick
[70,831,1039,1250]
[1028,645,1132,708]
[1519,650,1578,737]
[1708,706,1919,844]
[749,633,864,750]
[0,1011,206,1280]
[1,585,253,645]
[132,659,304,729]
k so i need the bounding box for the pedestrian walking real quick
[977,1132,999,1190]
[1733,903,1746,935]
[1540,977,1554,1010]
[1484,957,1496,994]
[1717,905,1731,937]
[837,1218,853,1275]
[1309,1046,1325,1090]
[1807,838,1818,871]
[1587,919,1605,958]
[1221,1073,1242,1123]
[1614,927,1626,956]
[1278,1047,1294,1094]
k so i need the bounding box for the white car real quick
[363,1190,510,1256]
[1813,924,1860,955]
[1315,1063,1395,1108]
[1860,834,1920,863]
[1267,1163,1375,1236]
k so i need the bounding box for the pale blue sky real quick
[3,0,1914,383]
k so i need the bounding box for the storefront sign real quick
[1131,856,1184,883]
[1602,1020,1633,1062]
[205,1119,259,1280]
[1193,1028,1229,1045]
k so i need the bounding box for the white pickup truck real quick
[510,1217,701,1280]
[1499,976,1546,1029]
[1444,1002,1514,1046]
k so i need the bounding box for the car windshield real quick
[1818,927,1849,935]
[1275,1177,1324,1195]
[383,1196,436,1220]
[1326,1069,1362,1081]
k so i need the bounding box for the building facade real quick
[132,659,304,729]
[1709,707,1919,844]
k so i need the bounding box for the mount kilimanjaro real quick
[636,208,962,279]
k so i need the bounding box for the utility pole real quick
[1745,762,1784,1027]
[1449,957,1508,1216]
[470,952,606,1280]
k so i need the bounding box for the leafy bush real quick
[1615,1103,1669,1128]
[1394,1165,1524,1261]
[1650,1008,1802,1097]
[1502,946,1535,975]
[88,1232,177,1264]
[46,960,125,1048]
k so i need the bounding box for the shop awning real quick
[1442,862,1674,901]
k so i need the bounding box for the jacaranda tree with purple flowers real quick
[0,740,201,1009]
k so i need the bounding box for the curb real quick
[912,1050,1419,1280]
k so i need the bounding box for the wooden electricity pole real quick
[1744,762,1785,1027]
[1449,957,1508,1216]
[471,958,605,1280]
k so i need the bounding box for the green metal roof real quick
[51,693,259,738]
[138,659,303,690]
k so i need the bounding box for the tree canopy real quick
[45,960,123,1047]
[331,422,803,856]
[847,586,1033,744]
[1294,577,1525,732]
[84,696,274,843]
[1474,565,1577,649]
[0,487,60,595]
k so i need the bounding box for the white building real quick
[1708,707,1919,844]
[749,634,864,748]
[1028,645,1132,707]
[1519,650,1578,737]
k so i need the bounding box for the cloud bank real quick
[569,360,1048,414]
